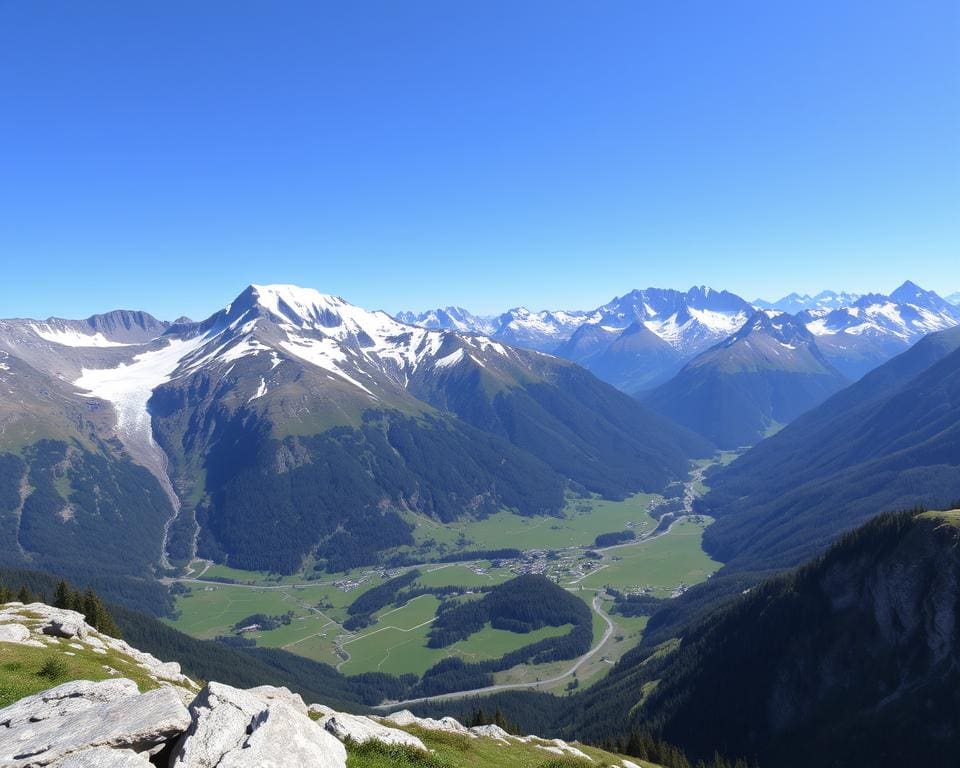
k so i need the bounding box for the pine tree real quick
[53,580,71,609]
[16,585,32,604]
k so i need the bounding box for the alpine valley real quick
[3,280,960,768]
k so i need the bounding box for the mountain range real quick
[400,281,960,393]
[0,284,708,579]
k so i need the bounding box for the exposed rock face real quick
[0,680,190,767]
[384,709,476,736]
[170,682,346,768]
[469,724,512,742]
[309,705,426,750]
[380,709,598,761]
[55,746,152,767]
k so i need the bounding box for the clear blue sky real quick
[1,1,957,320]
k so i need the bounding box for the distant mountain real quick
[393,306,496,335]
[644,311,849,448]
[947,291,960,306]
[564,510,960,768]
[399,286,755,392]
[557,322,684,392]
[800,281,960,379]
[0,284,709,578]
[753,290,861,313]
[401,282,959,392]
[3,309,169,347]
[700,324,960,572]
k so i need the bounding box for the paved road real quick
[371,590,615,710]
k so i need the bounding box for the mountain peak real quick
[889,279,929,303]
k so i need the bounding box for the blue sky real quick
[1,1,957,320]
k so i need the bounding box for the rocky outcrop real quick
[0,622,31,644]
[170,682,346,768]
[381,708,599,761]
[384,709,476,736]
[0,603,196,690]
[309,704,427,750]
[0,680,190,767]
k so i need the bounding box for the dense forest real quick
[594,530,636,547]
[407,575,594,697]
[0,441,172,579]
[192,412,566,573]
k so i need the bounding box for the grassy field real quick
[578,517,721,595]
[338,594,574,676]
[407,493,660,553]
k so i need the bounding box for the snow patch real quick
[434,348,465,368]
[30,323,131,348]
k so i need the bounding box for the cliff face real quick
[645,511,960,767]
[556,511,960,767]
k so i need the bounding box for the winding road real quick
[371,590,614,710]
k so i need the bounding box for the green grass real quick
[346,725,661,768]
[0,636,167,708]
[921,509,960,528]
[578,518,721,595]
[408,494,659,554]
[414,565,510,588]
[338,595,575,676]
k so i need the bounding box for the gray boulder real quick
[0,680,190,767]
[309,706,426,751]
[54,747,151,766]
[0,623,31,644]
[171,682,345,768]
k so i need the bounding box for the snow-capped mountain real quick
[0,284,707,577]
[490,307,600,351]
[947,292,960,306]
[799,281,960,378]
[400,282,959,390]
[594,286,754,356]
[393,306,497,335]
[399,286,755,391]
[753,290,862,313]
[645,311,849,448]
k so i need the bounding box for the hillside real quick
[562,510,960,768]
[700,326,960,571]
[644,311,849,448]
[0,600,657,768]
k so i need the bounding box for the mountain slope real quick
[643,311,849,448]
[565,510,960,768]
[0,349,176,581]
[557,322,684,393]
[700,325,960,571]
